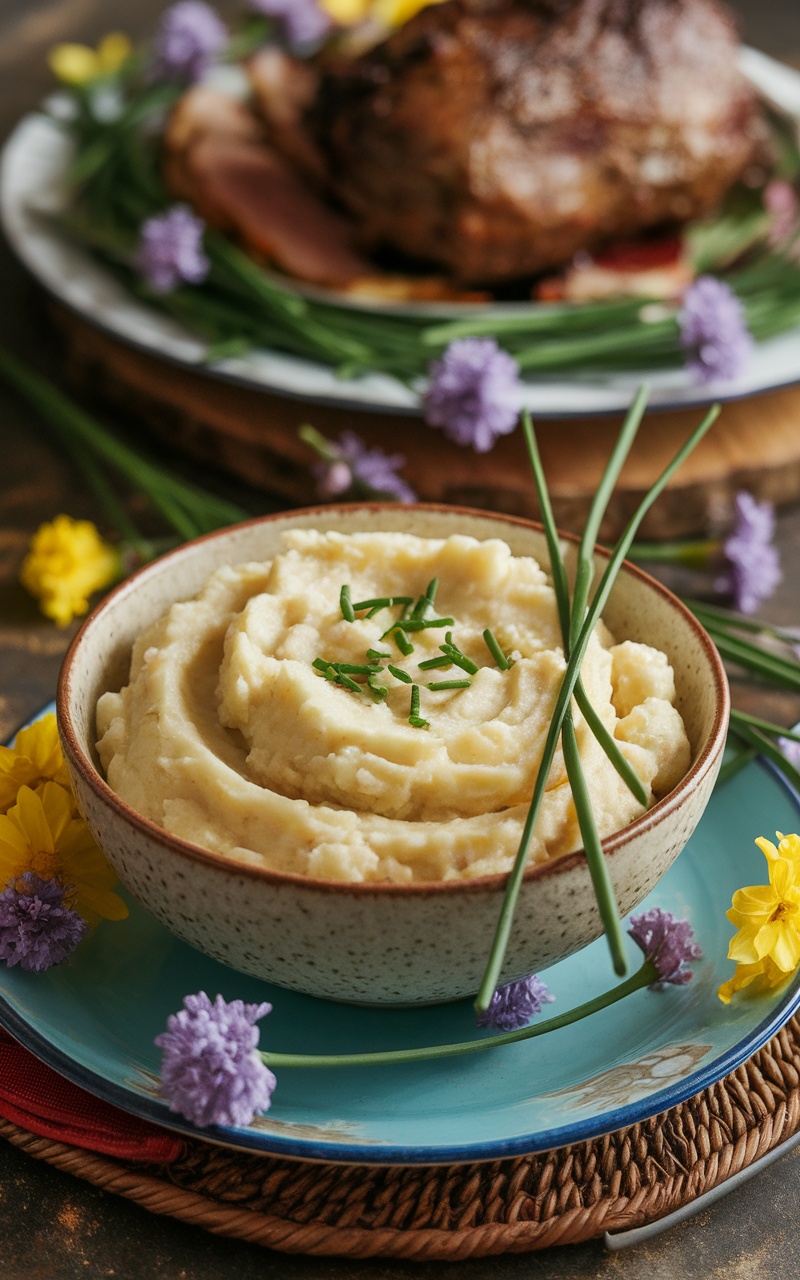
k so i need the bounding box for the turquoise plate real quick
[1,707,799,1165]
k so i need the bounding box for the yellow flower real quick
[0,713,71,814]
[0,784,127,925]
[717,955,791,1004]
[48,32,132,86]
[20,516,121,628]
[320,0,445,25]
[756,831,800,867]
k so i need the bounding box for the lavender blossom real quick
[151,2,228,82]
[628,907,702,990]
[678,276,753,385]
[314,430,416,503]
[715,491,781,615]
[423,338,521,452]
[779,737,800,771]
[136,205,210,294]
[0,874,88,972]
[155,992,276,1128]
[476,974,555,1031]
[249,0,332,46]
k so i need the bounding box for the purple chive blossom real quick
[628,908,702,990]
[155,992,276,1128]
[678,275,753,385]
[314,430,416,503]
[151,2,228,83]
[476,974,555,1031]
[423,338,521,453]
[779,737,800,770]
[136,205,210,294]
[248,0,332,46]
[0,874,88,973]
[715,491,782,615]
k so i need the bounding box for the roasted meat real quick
[305,0,761,283]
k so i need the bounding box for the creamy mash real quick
[96,531,691,882]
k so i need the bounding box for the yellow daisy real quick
[48,33,132,86]
[0,784,128,926]
[718,955,791,1004]
[0,713,71,814]
[20,516,121,628]
[725,853,800,974]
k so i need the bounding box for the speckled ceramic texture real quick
[58,506,729,1005]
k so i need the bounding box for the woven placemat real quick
[3,1014,800,1260]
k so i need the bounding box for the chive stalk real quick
[475,400,720,1016]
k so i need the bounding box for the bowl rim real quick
[57,502,730,898]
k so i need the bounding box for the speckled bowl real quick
[57,505,729,1005]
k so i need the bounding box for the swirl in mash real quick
[96,531,691,882]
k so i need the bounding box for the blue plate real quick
[1,707,799,1165]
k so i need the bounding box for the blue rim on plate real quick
[1,705,799,1166]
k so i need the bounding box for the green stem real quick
[715,745,758,787]
[262,963,655,1069]
[475,401,720,1016]
[631,539,722,568]
[730,709,800,746]
[700,627,800,693]
[728,721,800,791]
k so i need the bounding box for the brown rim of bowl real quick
[57,502,730,898]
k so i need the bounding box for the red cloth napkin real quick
[0,1028,182,1162]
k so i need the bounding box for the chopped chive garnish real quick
[411,577,439,620]
[417,655,453,671]
[399,617,454,633]
[383,626,415,654]
[440,645,478,675]
[366,648,390,661]
[388,664,413,684]
[352,595,414,613]
[483,628,514,670]
[337,673,362,693]
[367,675,388,701]
[334,663,376,675]
[339,585,355,622]
[427,679,472,691]
[408,685,429,729]
[312,658,334,673]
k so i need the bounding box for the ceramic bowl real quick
[57,505,729,1005]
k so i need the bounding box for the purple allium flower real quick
[151,2,228,83]
[715,491,782,615]
[0,873,88,973]
[476,973,555,1031]
[155,992,276,1128]
[136,205,210,294]
[779,737,800,771]
[314,430,416,503]
[628,907,702,990]
[248,0,332,46]
[423,338,521,453]
[678,275,753,385]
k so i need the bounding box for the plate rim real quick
[1,705,800,1166]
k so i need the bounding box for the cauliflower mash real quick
[96,530,691,882]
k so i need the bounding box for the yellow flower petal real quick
[20,516,121,627]
[756,836,780,863]
[728,925,763,965]
[49,44,101,85]
[12,786,55,858]
[319,0,372,21]
[97,33,132,72]
[372,0,446,25]
[769,922,800,973]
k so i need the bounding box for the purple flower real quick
[423,338,521,453]
[715,491,781,615]
[248,0,332,46]
[136,205,210,294]
[0,874,88,972]
[628,907,702,989]
[779,737,800,771]
[151,2,228,83]
[476,974,555,1031]
[314,430,416,503]
[678,276,753,385]
[156,992,276,1128]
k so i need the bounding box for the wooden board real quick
[55,304,800,540]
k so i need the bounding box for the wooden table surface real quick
[1,2,800,1277]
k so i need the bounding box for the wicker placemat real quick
[3,1013,800,1260]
